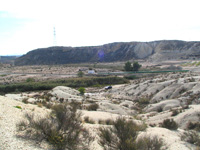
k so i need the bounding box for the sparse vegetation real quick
[136,136,165,150]
[98,117,147,150]
[98,117,164,150]
[187,122,200,132]
[181,131,200,147]
[17,104,92,150]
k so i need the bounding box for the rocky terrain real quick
[15,40,200,65]
[1,71,200,149]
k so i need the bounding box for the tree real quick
[132,61,142,71]
[124,61,142,72]
[124,61,132,71]
[77,71,84,77]
[78,87,85,95]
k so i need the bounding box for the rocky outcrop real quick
[15,40,200,65]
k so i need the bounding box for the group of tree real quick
[124,61,142,71]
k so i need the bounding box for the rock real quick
[49,86,82,102]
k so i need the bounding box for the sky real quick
[0,0,200,55]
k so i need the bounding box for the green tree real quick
[77,71,84,77]
[78,87,85,95]
[132,61,142,71]
[124,61,132,71]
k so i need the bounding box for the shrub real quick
[98,117,147,150]
[161,119,178,130]
[132,61,142,71]
[171,109,179,116]
[124,61,132,71]
[105,119,114,125]
[98,119,114,125]
[138,97,150,105]
[181,131,200,147]
[84,116,95,124]
[17,104,92,150]
[77,71,84,77]
[22,98,28,104]
[187,122,200,132]
[136,136,165,150]
[124,75,138,80]
[78,87,85,95]
[26,78,35,82]
[86,103,99,111]
[157,107,163,112]
[14,106,22,109]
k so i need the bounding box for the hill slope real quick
[15,40,200,65]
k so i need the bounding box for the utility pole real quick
[53,27,57,46]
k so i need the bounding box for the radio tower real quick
[53,27,57,46]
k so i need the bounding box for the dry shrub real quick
[160,119,178,130]
[17,104,92,150]
[181,131,200,147]
[84,116,95,124]
[86,103,99,111]
[98,117,148,150]
[136,135,165,150]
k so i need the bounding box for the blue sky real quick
[0,0,200,55]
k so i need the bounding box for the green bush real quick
[132,61,142,71]
[161,119,178,130]
[14,106,22,109]
[0,76,129,94]
[124,61,132,71]
[26,78,35,82]
[78,87,85,95]
[124,75,138,80]
[77,71,84,77]
[17,104,92,150]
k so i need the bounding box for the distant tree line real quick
[124,61,142,71]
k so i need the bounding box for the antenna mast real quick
[53,27,57,46]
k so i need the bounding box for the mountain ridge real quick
[15,40,200,65]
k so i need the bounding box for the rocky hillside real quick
[15,40,200,65]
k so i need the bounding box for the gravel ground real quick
[0,96,48,150]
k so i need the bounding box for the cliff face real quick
[15,40,200,65]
